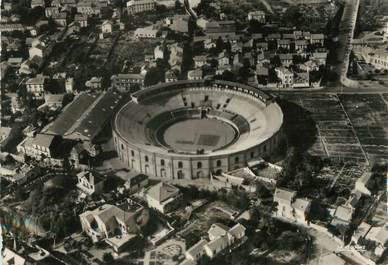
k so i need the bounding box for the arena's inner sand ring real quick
[161,118,237,152]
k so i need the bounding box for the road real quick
[334,0,360,87]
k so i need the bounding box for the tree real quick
[144,67,165,87]
[103,253,114,263]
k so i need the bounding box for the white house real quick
[134,25,158,38]
[355,172,372,195]
[127,0,156,14]
[247,11,265,23]
[185,239,208,261]
[183,222,246,261]
[102,20,113,33]
[29,44,45,58]
[187,69,203,80]
[154,45,164,60]
[275,67,294,88]
[76,171,105,195]
[273,188,311,224]
[143,182,182,213]
[25,75,46,98]
[79,203,144,252]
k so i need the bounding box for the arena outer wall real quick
[112,80,284,180]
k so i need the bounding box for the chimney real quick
[89,172,94,185]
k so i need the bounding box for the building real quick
[279,53,293,66]
[76,0,107,16]
[101,20,113,33]
[65,77,74,93]
[310,33,325,45]
[154,45,164,60]
[134,25,158,38]
[0,23,25,32]
[111,73,144,92]
[143,182,182,213]
[363,48,388,70]
[168,15,190,33]
[76,171,105,195]
[122,172,149,192]
[74,14,88,27]
[293,72,310,88]
[31,0,45,8]
[185,239,208,261]
[211,167,257,192]
[44,92,122,154]
[29,44,46,58]
[127,0,156,14]
[295,40,308,51]
[113,80,283,180]
[184,223,246,261]
[165,70,178,83]
[25,75,46,98]
[2,248,26,265]
[247,11,265,23]
[52,12,68,27]
[69,142,89,169]
[273,188,311,224]
[355,172,372,195]
[17,134,64,165]
[193,55,207,68]
[331,204,354,229]
[79,203,145,252]
[187,69,203,80]
[0,127,12,151]
[277,39,291,50]
[45,6,60,17]
[43,93,64,109]
[275,67,294,88]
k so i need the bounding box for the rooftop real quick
[146,182,180,203]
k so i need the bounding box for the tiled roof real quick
[147,182,180,203]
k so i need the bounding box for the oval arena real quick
[112,80,284,180]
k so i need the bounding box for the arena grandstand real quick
[113,80,283,180]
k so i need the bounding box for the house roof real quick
[293,198,311,212]
[81,204,137,230]
[0,127,12,141]
[45,92,122,142]
[44,93,96,135]
[114,73,144,80]
[357,172,372,185]
[279,53,293,60]
[26,75,46,85]
[295,40,308,45]
[186,239,208,258]
[27,133,56,148]
[229,223,246,238]
[2,248,26,265]
[204,235,228,252]
[311,33,324,40]
[224,167,256,180]
[146,182,180,203]
[334,205,353,222]
[208,223,229,239]
[274,188,296,204]
[373,225,388,245]
[77,171,104,185]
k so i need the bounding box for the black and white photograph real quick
[0,0,387,264]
